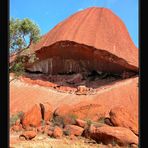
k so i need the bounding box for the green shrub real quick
[98,117,106,124]
[63,129,71,136]
[68,114,78,125]
[52,116,65,128]
[41,119,46,126]
[86,119,92,127]
[10,111,24,127]
[11,61,25,77]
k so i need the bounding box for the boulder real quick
[75,119,87,128]
[64,125,84,136]
[54,104,78,125]
[22,104,42,128]
[19,131,37,140]
[69,135,77,141]
[25,126,36,131]
[76,85,89,95]
[11,125,22,132]
[54,102,107,122]
[53,126,63,138]
[84,125,138,146]
[46,121,53,126]
[109,106,138,135]
[37,126,44,133]
[42,125,50,134]
[54,104,71,117]
[48,130,53,137]
[39,102,53,121]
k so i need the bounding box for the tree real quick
[9,17,41,80]
[10,17,40,54]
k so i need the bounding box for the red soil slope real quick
[10,76,138,121]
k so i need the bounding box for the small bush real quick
[52,114,78,128]
[10,111,24,127]
[52,116,65,128]
[68,114,78,125]
[10,52,38,78]
[112,139,117,146]
[98,117,106,124]
[41,120,46,126]
[11,61,25,77]
[63,129,71,136]
[86,119,92,127]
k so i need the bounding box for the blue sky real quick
[10,0,139,48]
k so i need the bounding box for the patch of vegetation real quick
[9,17,41,79]
[51,114,78,128]
[11,61,25,77]
[41,119,46,126]
[28,53,39,64]
[63,129,71,136]
[97,117,106,124]
[86,119,92,127]
[51,116,65,128]
[111,139,119,147]
[68,114,78,125]
[10,17,40,53]
[10,111,24,127]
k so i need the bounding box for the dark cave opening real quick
[24,68,138,92]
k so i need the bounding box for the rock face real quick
[26,7,138,75]
[22,104,42,128]
[67,73,83,84]
[84,125,138,146]
[109,106,138,135]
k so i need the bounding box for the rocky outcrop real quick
[54,102,106,122]
[21,102,53,128]
[25,7,138,75]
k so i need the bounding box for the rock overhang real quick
[26,40,138,76]
[24,6,138,76]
